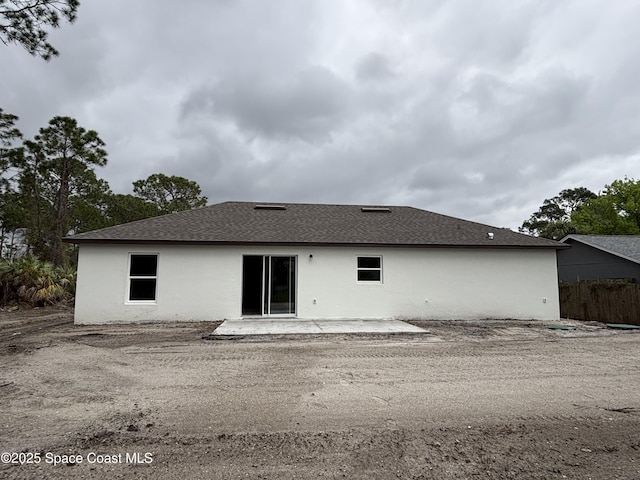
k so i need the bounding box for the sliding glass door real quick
[265,256,296,315]
[242,255,296,316]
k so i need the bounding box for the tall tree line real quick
[0,111,207,266]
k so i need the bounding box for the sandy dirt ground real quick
[0,307,639,479]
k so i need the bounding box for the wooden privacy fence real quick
[559,281,640,325]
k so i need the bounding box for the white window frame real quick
[356,255,383,284]
[126,253,159,304]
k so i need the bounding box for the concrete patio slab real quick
[212,318,429,336]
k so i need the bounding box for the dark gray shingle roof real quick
[65,201,563,249]
[561,235,640,263]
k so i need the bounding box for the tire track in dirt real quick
[129,353,254,365]
[4,418,639,480]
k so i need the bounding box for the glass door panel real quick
[269,256,296,315]
[242,256,264,316]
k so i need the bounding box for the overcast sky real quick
[1,0,639,229]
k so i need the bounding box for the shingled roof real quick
[561,235,640,263]
[64,201,564,249]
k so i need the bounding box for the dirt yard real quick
[1,307,639,479]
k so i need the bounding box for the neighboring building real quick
[558,235,640,283]
[65,201,565,324]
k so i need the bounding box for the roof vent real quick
[254,204,286,210]
[361,207,391,213]
[487,232,494,240]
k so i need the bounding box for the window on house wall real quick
[129,254,158,301]
[357,256,382,282]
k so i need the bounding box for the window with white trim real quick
[357,256,382,282]
[128,254,158,301]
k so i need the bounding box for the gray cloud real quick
[355,52,395,82]
[182,65,352,142]
[1,0,640,230]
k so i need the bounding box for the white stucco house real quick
[65,201,565,324]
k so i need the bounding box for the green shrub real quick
[0,257,76,306]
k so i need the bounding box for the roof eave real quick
[63,238,565,249]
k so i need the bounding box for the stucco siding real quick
[75,244,239,323]
[74,244,560,324]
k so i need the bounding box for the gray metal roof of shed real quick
[560,235,640,264]
[64,201,564,249]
